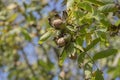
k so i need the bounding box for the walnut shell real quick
[52,19,64,30]
[57,37,66,47]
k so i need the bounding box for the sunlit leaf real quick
[98,4,117,13]
[100,0,114,4]
[115,20,120,26]
[38,31,52,44]
[85,38,100,51]
[97,31,107,42]
[74,43,84,52]
[85,0,104,6]
[78,2,93,12]
[7,3,17,10]
[7,13,18,23]
[67,0,74,10]
[0,16,6,20]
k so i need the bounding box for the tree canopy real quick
[0,0,120,80]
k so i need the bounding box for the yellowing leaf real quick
[7,13,18,23]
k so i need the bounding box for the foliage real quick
[0,0,120,80]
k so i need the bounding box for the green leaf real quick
[91,77,95,80]
[76,37,84,47]
[107,60,120,78]
[100,18,111,27]
[85,0,105,6]
[78,2,93,12]
[97,31,107,42]
[78,52,85,64]
[115,20,120,26]
[7,13,18,22]
[38,31,52,44]
[86,0,113,7]
[0,16,6,20]
[85,38,100,52]
[93,11,111,27]
[98,4,117,13]
[31,77,38,80]
[100,0,114,4]
[74,43,84,52]
[93,48,118,60]
[66,43,76,55]
[21,28,31,41]
[74,10,85,19]
[93,69,104,80]
[59,48,67,67]
[59,43,75,67]
[66,26,76,32]
[38,60,53,71]
[86,33,92,45]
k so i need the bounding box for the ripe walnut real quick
[57,37,66,47]
[52,19,65,30]
[54,33,71,47]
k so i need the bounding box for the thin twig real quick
[85,52,100,70]
[21,48,36,77]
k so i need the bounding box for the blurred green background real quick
[0,0,120,80]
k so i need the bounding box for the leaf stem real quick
[85,52,100,70]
